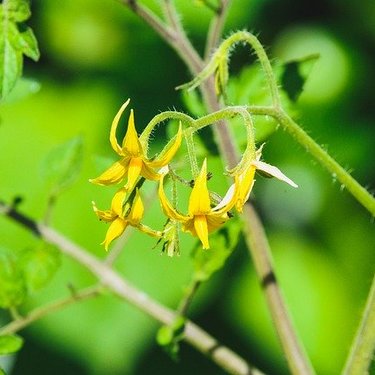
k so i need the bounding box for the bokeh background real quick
[1,0,375,374]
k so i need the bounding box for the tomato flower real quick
[90,99,182,191]
[92,188,144,251]
[234,146,298,212]
[158,159,239,249]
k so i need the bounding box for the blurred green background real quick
[1,0,375,374]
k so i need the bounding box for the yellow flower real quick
[92,187,144,251]
[90,99,182,190]
[235,146,298,212]
[158,159,239,249]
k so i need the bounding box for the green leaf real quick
[156,317,186,360]
[0,247,26,308]
[40,136,84,196]
[0,0,40,99]
[0,366,6,375]
[19,242,61,293]
[1,77,40,103]
[281,54,319,102]
[0,335,24,355]
[192,218,242,282]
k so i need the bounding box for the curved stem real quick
[342,274,375,375]
[247,106,375,216]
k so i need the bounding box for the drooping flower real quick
[158,159,239,249]
[234,145,298,212]
[92,187,144,251]
[90,99,182,191]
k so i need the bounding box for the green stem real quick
[0,285,101,336]
[184,128,200,177]
[247,106,375,216]
[342,274,375,375]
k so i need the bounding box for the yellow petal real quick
[236,164,256,212]
[89,158,129,186]
[148,123,183,168]
[102,217,128,251]
[207,212,228,232]
[110,99,130,155]
[111,187,127,217]
[122,109,143,156]
[126,157,143,190]
[193,215,210,249]
[158,174,188,222]
[141,161,161,181]
[92,201,117,222]
[188,159,211,215]
[127,189,144,224]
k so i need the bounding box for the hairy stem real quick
[247,106,375,216]
[342,274,375,375]
[204,0,231,60]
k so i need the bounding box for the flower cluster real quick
[91,100,297,253]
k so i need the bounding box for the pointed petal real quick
[125,157,143,190]
[90,158,129,186]
[207,212,228,232]
[92,201,117,222]
[212,175,240,215]
[122,109,143,156]
[188,159,211,215]
[236,164,257,212]
[148,123,183,168]
[111,187,127,217]
[193,215,210,249]
[158,174,188,222]
[102,217,128,251]
[252,160,298,188]
[141,161,161,181]
[110,99,130,155]
[127,189,144,224]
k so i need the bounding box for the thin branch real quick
[342,274,375,375]
[0,285,101,336]
[117,0,176,45]
[242,203,315,375]
[117,0,202,75]
[177,279,201,316]
[0,201,263,375]
[204,0,231,60]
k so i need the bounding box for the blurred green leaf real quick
[156,316,186,360]
[0,335,24,355]
[19,242,61,293]
[0,0,40,99]
[192,218,241,281]
[0,366,6,375]
[0,77,40,103]
[280,54,319,102]
[0,247,26,308]
[40,136,84,196]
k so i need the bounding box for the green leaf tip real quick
[0,0,40,100]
